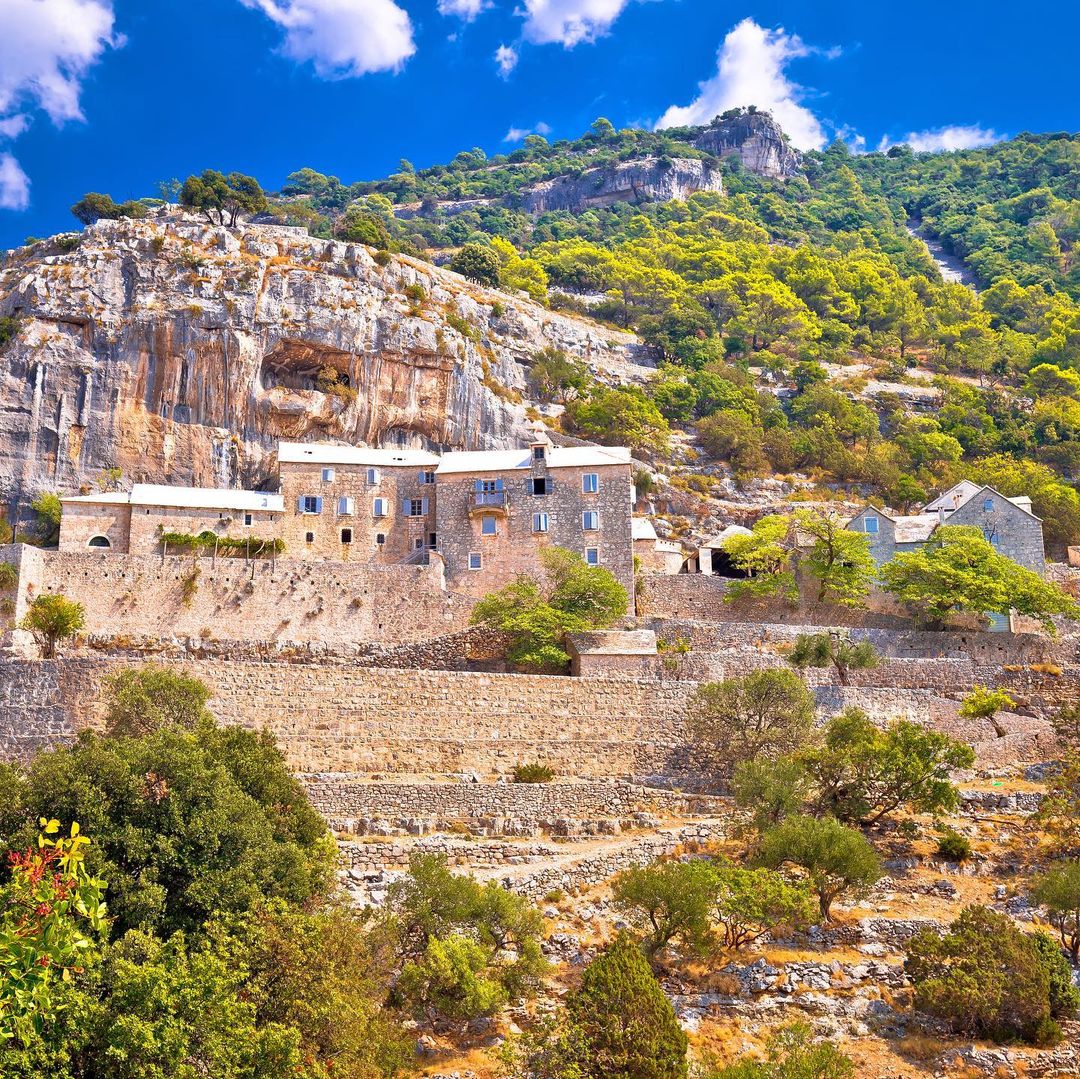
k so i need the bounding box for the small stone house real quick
[846,480,1046,575]
[632,517,684,575]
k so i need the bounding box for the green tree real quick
[709,863,818,950]
[880,525,1080,630]
[103,665,213,738]
[339,206,391,248]
[786,632,880,687]
[527,348,591,404]
[906,906,1079,1045]
[755,815,882,920]
[565,388,671,456]
[958,684,1017,737]
[698,410,769,480]
[611,860,715,959]
[398,934,508,1021]
[701,1022,854,1079]
[731,757,814,833]
[798,709,975,824]
[1032,860,1080,963]
[29,492,61,547]
[687,669,816,778]
[18,594,85,658]
[179,170,267,227]
[795,511,876,606]
[449,243,501,287]
[720,515,797,602]
[470,547,627,672]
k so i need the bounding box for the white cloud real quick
[239,0,415,77]
[0,152,31,211]
[519,0,638,47]
[438,0,488,20]
[504,121,552,142]
[495,43,519,77]
[877,124,1003,153]
[655,17,830,151]
[0,0,120,213]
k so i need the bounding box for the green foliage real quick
[29,493,61,547]
[0,563,16,590]
[935,829,973,862]
[0,821,106,1044]
[512,762,555,783]
[0,721,333,938]
[450,242,501,287]
[799,709,974,824]
[564,387,671,457]
[731,756,814,834]
[1040,753,1080,848]
[159,530,285,557]
[399,933,508,1020]
[720,515,797,602]
[906,905,1079,1045]
[470,546,627,671]
[339,206,391,248]
[70,192,148,225]
[18,594,85,657]
[0,315,22,351]
[612,860,715,959]
[179,170,267,227]
[795,511,876,607]
[687,669,815,778]
[701,1022,854,1079]
[527,347,591,404]
[1032,860,1080,963]
[754,815,882,920]
[880,525,1080,630]
[709,863,817,951]
[786,632,880,686]
[103,665,212,739]
[958,684,1017,720]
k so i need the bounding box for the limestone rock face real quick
[0,213,638,501]
[521,158,724,214]
[693,112,802,179]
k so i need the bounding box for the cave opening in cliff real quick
[261,340,353,395]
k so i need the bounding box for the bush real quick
[702,1022,854,1079]
[936,829,972,861]
[612,860,715,959]
[19,593,86,657]
[959,684,1017,720]
[1032,859,1080,963]
[449,243,500,288]
[103,665,213,738]
[512,762,555,783]
[687,669,815,779]
[906,905,1078,1044]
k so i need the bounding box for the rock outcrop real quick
[694,111,803,179]
[0,212,639,505]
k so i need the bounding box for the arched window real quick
[87,535,111,548]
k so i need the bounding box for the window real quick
[87,535,111,548]
[299,495,322,514]
[582,473,599,494]
[533,512,549,533]
[863,516,879,535]
[532,477,552,496]
[428,532,438,549]
[338,496,355,515]
[243,513,253,527]
[322,467,335,482]
[585,548,599,566]
[532,445,546,461]
[373,497,387,517]
[366,467,380,485]
[376,533,386,545]
[305,531,315,544]
[983,498,994,512]
[404,498,428,517]
[582,510,599,531]
[468,552,482,570]
[414,538,424,550]
[481,515,497,536]
[341,528,353,544]
[418,470,436,485]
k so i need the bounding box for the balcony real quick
[469,491,508,515]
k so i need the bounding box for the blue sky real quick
[1,0,1078,249]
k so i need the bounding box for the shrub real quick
[19,593,86,657]
[959,684,1017,721]
[512,762,555,783]
[449,243,500,288]
[1032,859,1080,963]
[612,860,715,959]
[702,1022,854,1079]
[103,665,213,738]
[687,669,815,779]
[906,906,1078,1044]
[731,756,814,833]
[0,562,17,591]
[935,829,972,862]
[30,492,62,546]
[787,632,879,686]
[710,863,818,949]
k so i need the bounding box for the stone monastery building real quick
[58,431,636,597]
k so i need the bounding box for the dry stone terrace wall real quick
[7,546,471,646]
[0,656,698,779]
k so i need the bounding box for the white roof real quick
[62,485,284,512]
[436,445,631,475]
[278,442,440,467]
[925,480,983,512]
[700,525,752,549]
[892,512,940,543]
[632,517,658,541]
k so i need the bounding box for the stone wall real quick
[0,655,698,779]
[8,545,471,647]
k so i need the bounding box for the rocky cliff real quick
[693,112,802,180]
[0,212,639,505]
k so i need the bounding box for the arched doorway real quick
[709,548,747,578]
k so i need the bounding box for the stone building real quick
[57,433,636,595]
[846,480,1046,575]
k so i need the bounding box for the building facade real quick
[58,434,636,595]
